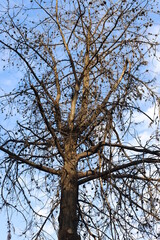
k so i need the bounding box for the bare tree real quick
[0,0,160,239]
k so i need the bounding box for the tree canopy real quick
[0,0,160,239]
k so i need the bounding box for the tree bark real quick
[58,161,80,240]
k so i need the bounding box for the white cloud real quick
[127,104,159,147]
[133,104,159,127]
[146,24,160,76]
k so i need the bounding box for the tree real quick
[0,0,160,239]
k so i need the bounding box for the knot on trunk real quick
[59,230,81,240]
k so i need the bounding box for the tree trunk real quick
[58,161,80,240]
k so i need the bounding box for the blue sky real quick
[0,1,160,239]
[0,47,159,240]
[0,68,24,240]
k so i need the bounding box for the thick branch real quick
[0,145,61,176]
[79,59,128,131]
[78,158,160,184]
[77,141,160,159]
[55,0,79,128]
[111,174,160,182]
[80,24,90,123]
[31,85,65,159]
